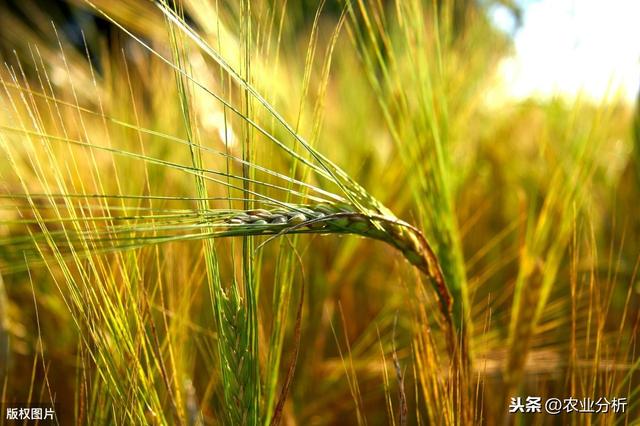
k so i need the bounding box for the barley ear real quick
[225,204,463,362]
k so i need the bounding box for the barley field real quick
[0,0,639,424]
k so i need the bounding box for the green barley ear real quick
[228,204,454,321]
